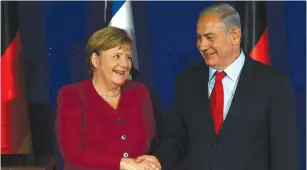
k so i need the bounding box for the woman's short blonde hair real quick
[85,26,132,74]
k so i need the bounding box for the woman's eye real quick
[113,55,120,59]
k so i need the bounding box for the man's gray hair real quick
[200,3,241,33]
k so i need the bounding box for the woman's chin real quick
[111,77,127,86]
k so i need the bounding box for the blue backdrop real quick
[19,1,305,169]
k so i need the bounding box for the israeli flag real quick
[108,0,139,80]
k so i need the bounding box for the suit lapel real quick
[196,64,216,135]
[218,57,255,136]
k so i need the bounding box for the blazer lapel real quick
[218,57,255,136]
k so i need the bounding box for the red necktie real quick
[210,71,226,135]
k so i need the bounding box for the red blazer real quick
[56,79,157,170]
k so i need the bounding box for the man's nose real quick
[198,38,209,52]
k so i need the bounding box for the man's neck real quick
[217,48,241,70]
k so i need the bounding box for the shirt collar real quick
[209,50,246,81]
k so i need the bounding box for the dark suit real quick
[154,56,300,170]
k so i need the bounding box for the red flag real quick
[1,1,31,154]
[231,1,270,65]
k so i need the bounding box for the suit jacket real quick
[154,57,300,170]
[55,79,157,170]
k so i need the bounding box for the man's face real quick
[197,13,239,69]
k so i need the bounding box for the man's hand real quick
[135,155,161,169]
[120,157,160,170]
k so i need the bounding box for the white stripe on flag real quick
[109,1,139,73]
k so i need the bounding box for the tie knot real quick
[215,71,226,82]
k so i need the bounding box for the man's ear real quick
[230,27,241,45]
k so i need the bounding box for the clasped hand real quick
[120,155,161,170]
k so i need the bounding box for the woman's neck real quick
[92,74,121,97]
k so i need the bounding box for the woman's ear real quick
[91,52,99,68]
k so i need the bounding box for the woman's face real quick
[91,44,132,86]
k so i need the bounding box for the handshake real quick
[120,155,161,170]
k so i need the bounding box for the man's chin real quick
[204,59,216,67]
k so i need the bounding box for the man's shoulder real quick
[176,62,207,80]
[249,58,290,83]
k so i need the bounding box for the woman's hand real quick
[120,158,160,170]
[136,155,161,169]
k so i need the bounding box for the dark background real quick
[17,1,305,170]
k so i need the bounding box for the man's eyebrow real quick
[197,33,215,36]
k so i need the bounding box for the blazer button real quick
[116,118,122,124]
[213,144,219,148]
[121,135,127,140]
[123,152,129,157]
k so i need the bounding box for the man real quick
[136,3,300,170]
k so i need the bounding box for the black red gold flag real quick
[1,1,31,155]
[230,1,270,64]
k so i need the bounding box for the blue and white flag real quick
[108,1,139,80]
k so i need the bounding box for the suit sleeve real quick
[269,74,300,170]
[153,75,188,170]
[55,86,122,170]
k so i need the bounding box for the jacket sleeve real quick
[141,86,159,154]
[269,73,300,170]
[153,75,188,170]
[55,86,122,170]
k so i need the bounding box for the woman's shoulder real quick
[123,80,150,95]
[57,79,90,97]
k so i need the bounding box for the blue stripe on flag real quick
[112,1,125,16]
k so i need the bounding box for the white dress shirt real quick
[208,51,245,120]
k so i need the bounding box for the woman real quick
[56,26,160,170]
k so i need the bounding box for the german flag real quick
[230,1,270,65]
[1,1,31,154]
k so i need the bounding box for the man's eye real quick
[128,56,132,60]
[207,37,214,40]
